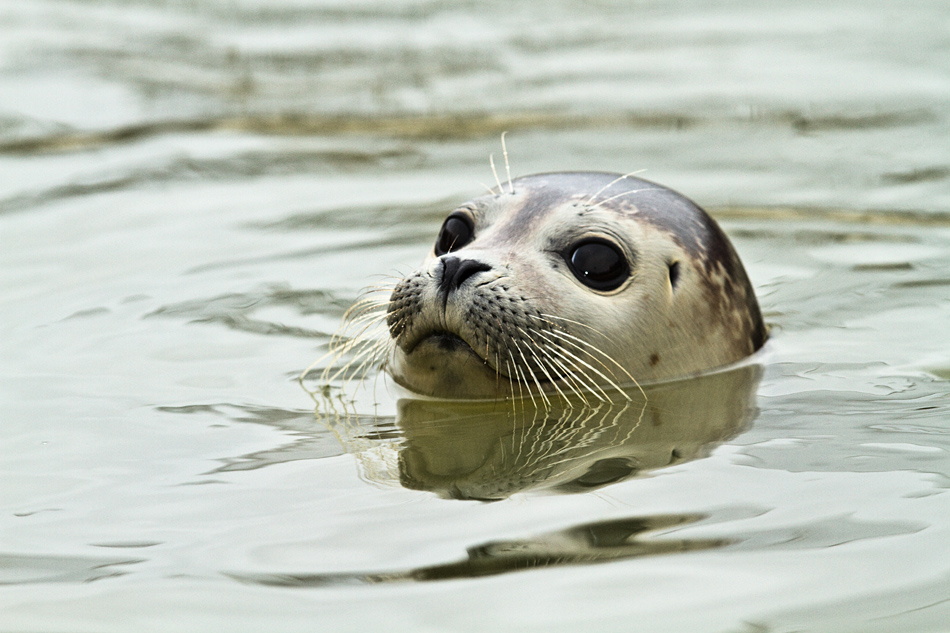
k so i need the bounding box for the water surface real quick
[2,1,949,632]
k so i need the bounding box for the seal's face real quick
[385,172,765,399]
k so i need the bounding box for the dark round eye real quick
[434,214,474,255]
[567,239,630,291]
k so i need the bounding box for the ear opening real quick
[668,261,680,289]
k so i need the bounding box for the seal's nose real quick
[438,256,491,298]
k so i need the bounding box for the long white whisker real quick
[512,355,537,408]
[501,131,514,195]
[324,338,385,384]
[341,308,387,326]
[489,154,503,195]
[583,170,645,207]
[511,337,551,408]
[587,187,652,212]
[538,351,593,406]
[536,339,610,402]
[529,343,574,404]
[541,328,635,383]
[536,331,624,396]
[543,329,647,403]
[505,356,517,416]
[537,313,610,339]
[515,326,572,404]
[504,358,521,432]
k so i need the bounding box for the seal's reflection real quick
[235,513,730,586]
[341,363,761,500]
[232,366,761,587]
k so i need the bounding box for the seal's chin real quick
[390,331,507,399]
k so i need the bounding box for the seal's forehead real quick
[499,172,710,249]
[471,171,742,275]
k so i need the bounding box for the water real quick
[2,1,949,631]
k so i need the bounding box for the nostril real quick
[439,256,491,297]
[454,259,491,288]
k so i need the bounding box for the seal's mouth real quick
[401,329,565,385]
[403,328,479,357]
[417,330,473,354]
[400,328,535,380]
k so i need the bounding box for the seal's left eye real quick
[435,214,474,256]
[567,239,630,291]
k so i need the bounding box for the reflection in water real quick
[323,363,762,500]
[0,554,143,585]
[157,404,354,473]
[232,507,920,587]
[232,513,727,587]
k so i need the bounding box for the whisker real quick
[298,352,332,394]
[535,331,624,400]
[517,328,571,404]
[505,359,523,458]
[504,358,521,421]
[340,301,390,324]
[500,131,514,195]
[537,313,610,339]
[536,339,609,403]
[541,328,636,384]
[545,329,647,404]
[339,309,389,330]
[513,357,538,409]
[323,339,384,384]
[521,324,597,404]
[538,351,593,406]
[506,357,518,417]
[511,337,551,408]
[586,187,652,213]
[544,334,622,392]
[582,170,645,207]
[335,315,390,351]
[489,154,503,195]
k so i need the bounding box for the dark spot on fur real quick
[649,353,661,367]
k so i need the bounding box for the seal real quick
[335,171,766,401]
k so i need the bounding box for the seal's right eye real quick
[566,238,630,292]
[435,214,474,256]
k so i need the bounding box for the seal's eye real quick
[567,239,630,291]
[434,214,474,256]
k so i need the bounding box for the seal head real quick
[386,172,766,399]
